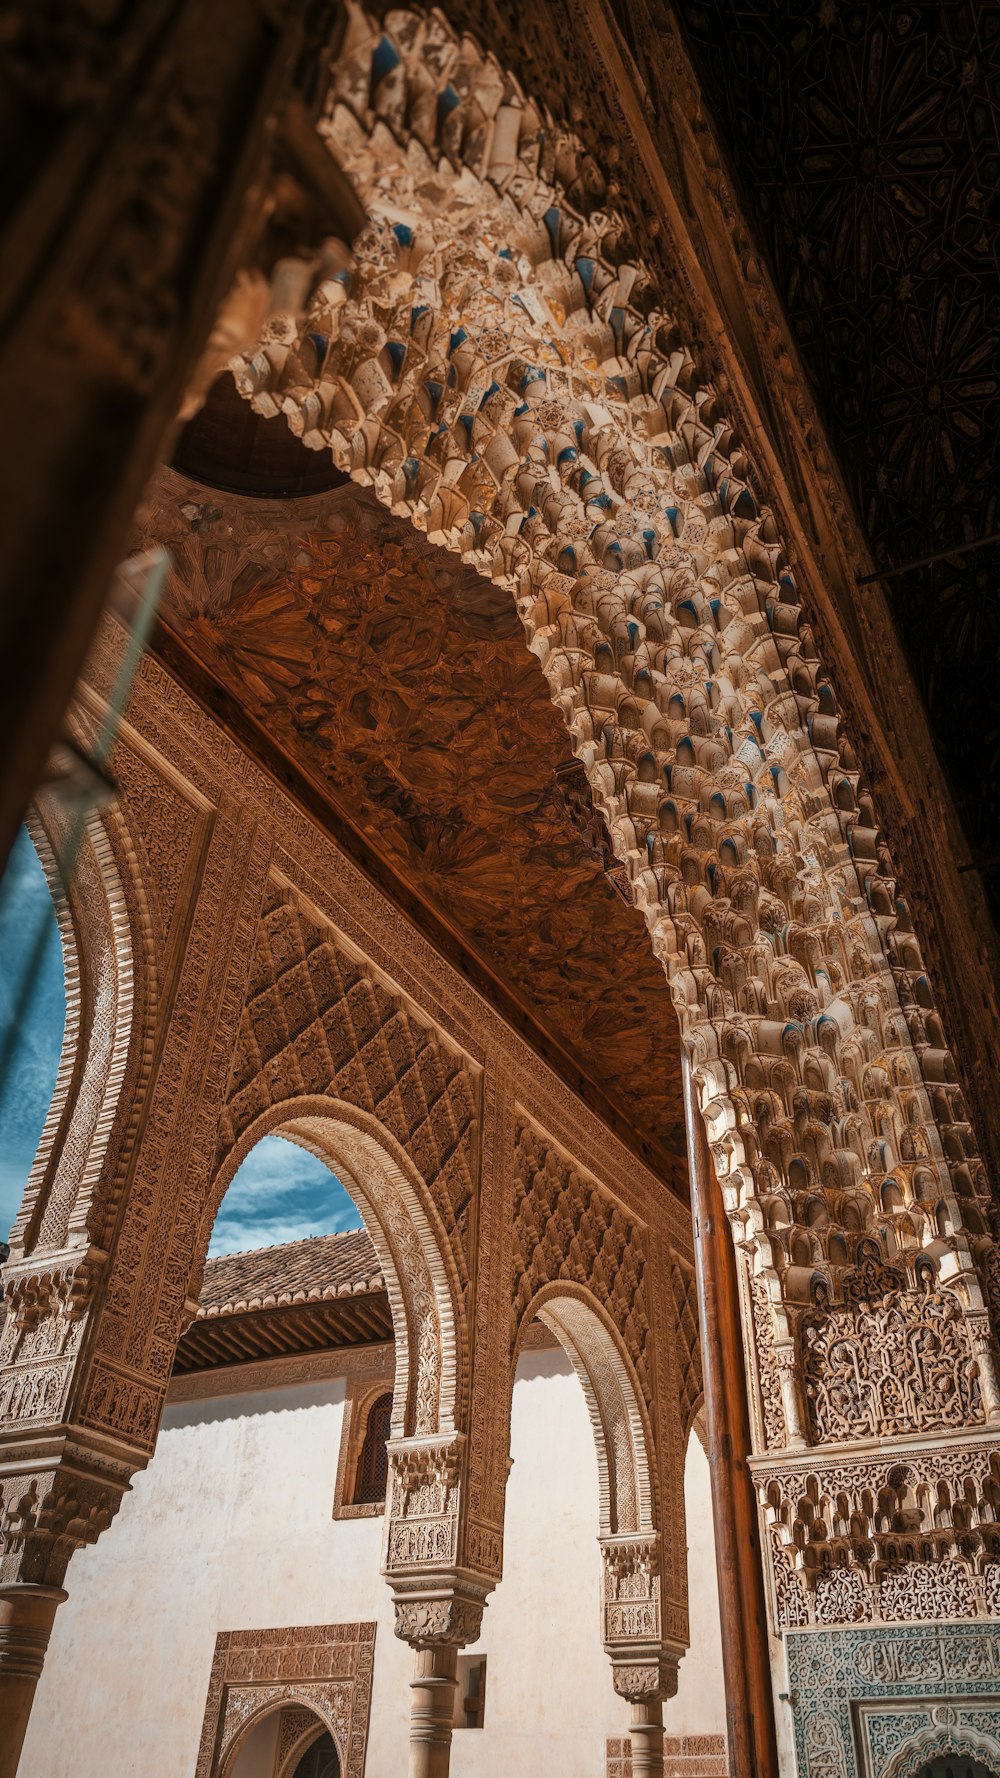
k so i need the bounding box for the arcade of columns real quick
[2,8,1000,1778]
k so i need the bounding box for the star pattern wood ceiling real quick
[134,459,686,1182]
[672,0,1000,890]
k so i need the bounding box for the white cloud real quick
[208,1133,363,1256]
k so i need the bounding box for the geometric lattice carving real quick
[670,1262,702,1435]
[512,1117,652,1415]
[219,882,478,1283]
[275,1707,324,1778]
[193,1622,375,1778]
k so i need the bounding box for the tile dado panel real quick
[787,1622,1000,1777]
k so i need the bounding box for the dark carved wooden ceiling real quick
[134,445,686,1186]
[672,0,1000,897]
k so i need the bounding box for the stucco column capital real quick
[390,1573,490,1651]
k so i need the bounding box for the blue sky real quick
[0,828,65,1243]
[0,826,362,1256]
[209,1134,362,1256]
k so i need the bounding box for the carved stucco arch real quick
[273,1712,330,1778]
[219,1696,343,1778]
[514,1281,656,1539]
[203,1094,463,1439]
[8,795,154,1266]
[226,0,1000,1448]
[513,1281,682,1696]
[884,1721,1000,1778]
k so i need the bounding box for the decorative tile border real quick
[786,1622,1000,1777]
[607,1734,728,1776]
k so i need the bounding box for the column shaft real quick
[629,1696,664,1777]
[408,1645,458,1778]
[682,1055,779,1778]
[0,1585,65,1778]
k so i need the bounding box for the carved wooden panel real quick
[673,0,1000,901]
[136,468,686,1169]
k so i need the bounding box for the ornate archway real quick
[205,1099,463,1444]
[222,0,1000,1649]
[195,1622,375,1778]
[509,1106,684,1771]
[0,789,157,1588]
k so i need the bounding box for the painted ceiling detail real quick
[673,0,1000,879]
[134,465,686,1169]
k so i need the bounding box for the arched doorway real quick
[914,1760,1000,1778]
[289,1732,338,1778]
[226,1704,340,1778]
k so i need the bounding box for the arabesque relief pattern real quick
[760,1439,1000,1633]
[223,3,1000,1639]
[1,630,692,1736]
[670,1261,701,1438]
[194,1623,376,1778]
[216,878,477,1313]
[512,1118,651,1417]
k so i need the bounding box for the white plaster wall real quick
[667,1429,728,1743]
[230,1711,281,1778]
[453,1344,630,1775]
[21,1350,726,1778]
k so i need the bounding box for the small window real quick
[453,1656,486,1730]
[353,1391,392,1505]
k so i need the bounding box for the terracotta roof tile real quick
[198,1230,383,1318]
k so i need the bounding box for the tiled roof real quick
[198,1229,383,1319]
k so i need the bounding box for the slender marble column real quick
[682,1054,779,1778]
[408,1645,458,1778]
[0,1585,66,1778]
[629,1696,664,1777]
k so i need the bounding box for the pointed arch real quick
[9,797,155,1260]
[226,2,1000,1445]
[203,1093,464,1439]
[220,1697,343,1778]
[515,1282,656,1538]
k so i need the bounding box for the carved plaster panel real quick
[194,1622,375,1778]
[512,1116,652,1420]
[0,619,693,1650]
[757,1434,1000,1633]
[223,1,1000,1425]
